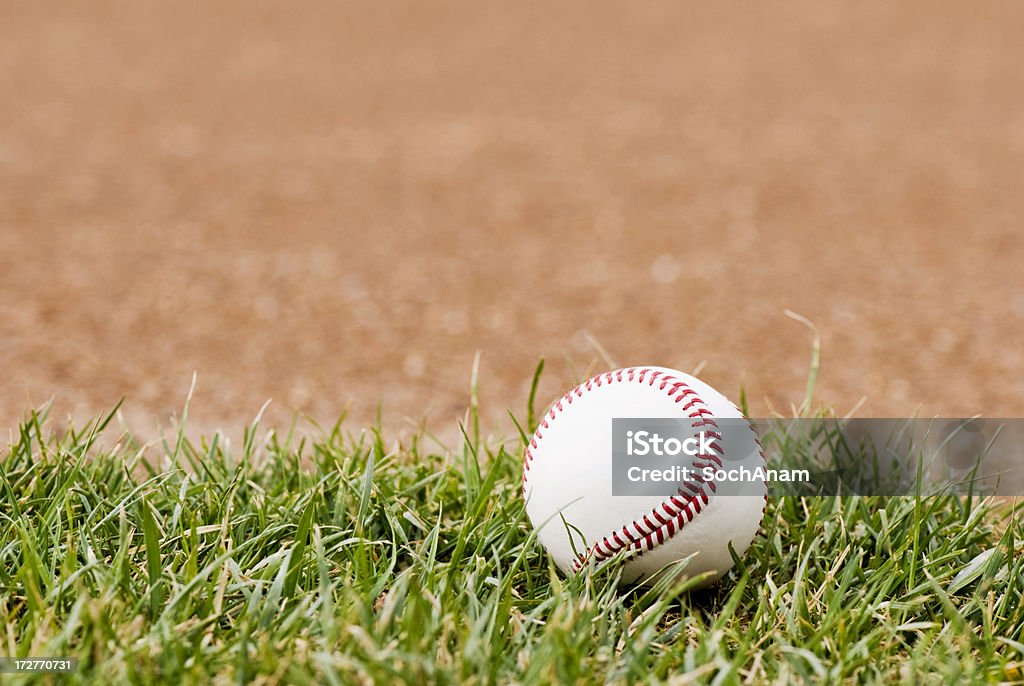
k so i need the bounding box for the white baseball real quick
[522,367,766,587]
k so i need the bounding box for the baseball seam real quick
[521,367,765,572]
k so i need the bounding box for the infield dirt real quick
[2,2,1023,437]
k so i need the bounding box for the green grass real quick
[2,379,1023,685]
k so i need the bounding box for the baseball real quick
[522,366,766,587]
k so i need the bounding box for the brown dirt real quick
[2,1,1024,439]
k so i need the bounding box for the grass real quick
[1,368,1023,685]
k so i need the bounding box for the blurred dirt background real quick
[2,2,1023,439]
